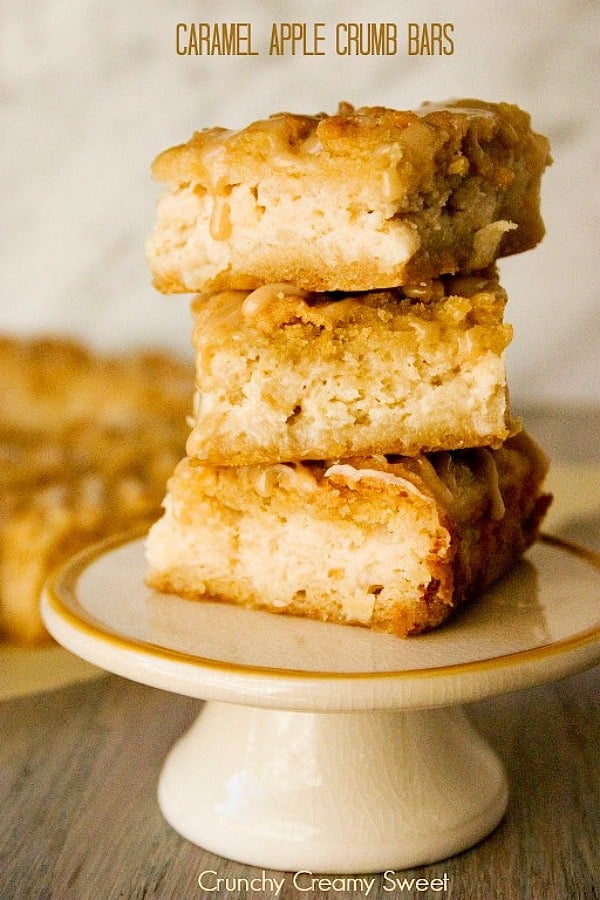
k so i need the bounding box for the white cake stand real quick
[41,532,600,874]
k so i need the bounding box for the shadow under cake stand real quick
[41,533,600,874]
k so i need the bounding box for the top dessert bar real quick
[147,99,551,294]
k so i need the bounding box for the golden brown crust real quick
[146,432,552,637]
[0,335,193,645]
[147,99,551,293]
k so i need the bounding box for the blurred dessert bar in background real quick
[0,336,192,645]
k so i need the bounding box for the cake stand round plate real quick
[41,532,600,873]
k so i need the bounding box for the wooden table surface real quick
[1,407,599,900]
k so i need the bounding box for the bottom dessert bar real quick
[146,432,551,637]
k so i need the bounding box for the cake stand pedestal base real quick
[158,701,508,873]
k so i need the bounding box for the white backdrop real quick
[2,0,598,405]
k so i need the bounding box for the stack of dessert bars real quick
[145,99,552,637]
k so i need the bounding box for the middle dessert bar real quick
[187,272,515,465]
